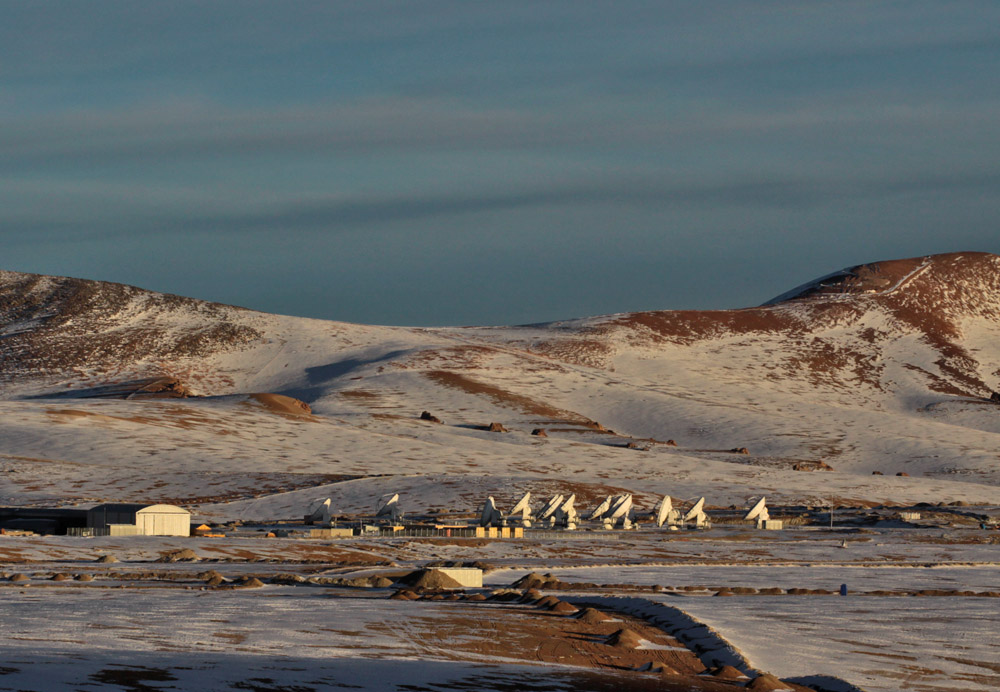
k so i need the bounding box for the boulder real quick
[419,411,443,424]
[531,428,548,437]
[155,548,199,563]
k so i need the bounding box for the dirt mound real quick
[534,595,561,609]
[748,673,794,691]
[237,577,264,589]
[511,572,568,590]
[577,607,612,623]
[390,589,419,600]
[205,575,225,587]
[198,570,225,582]
[465,593,487,601]
[485,422,508,432]
[512,572,546,588]
[49,573,69,581]
[155,549,199,563]
[549,600,579,615]
[95,555,118,563]
[75,573,93,582]
[519,588,542,603]
[710,665,749,680]
[8,573,28,582]
[488,590,522,602]
[371,576,395,588]
[249,393,312,416]
[399,569,463,590]
[636,661,679,675]
[607,628,644,649]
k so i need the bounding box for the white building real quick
[86,503,191,537]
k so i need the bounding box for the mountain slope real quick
[1,252,998,511]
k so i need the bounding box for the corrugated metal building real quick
[87,503,191,536]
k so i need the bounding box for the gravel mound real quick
[399,569,463,590]
[710,665,749,680]
[549,600,579,614]
[577,607,612,623]
[748,673,794,690]
[607,628,644,649]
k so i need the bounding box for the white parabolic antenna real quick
[306,498,332,523]
[510,492,532,517]
[607,494,633,521]
[307,498,331,516]
[376,493,399,516]
[479,496,502,527]
[558,494,576,515]
[684,497,706,522]
[588,495,613,520]
[538,494,564,520]
[655,495,673,527]
[744,496,768,522]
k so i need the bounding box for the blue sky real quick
[2,1,999,325]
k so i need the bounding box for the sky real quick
[2,1,999,326]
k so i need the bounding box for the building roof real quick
[88,503,189,514]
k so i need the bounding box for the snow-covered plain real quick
[673,596,1000,692]
[0,588,652,692]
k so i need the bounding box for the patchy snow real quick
[672,596,1000,692]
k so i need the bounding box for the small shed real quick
[436,568,483,588]
[87,504,191,536]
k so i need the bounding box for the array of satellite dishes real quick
[308,490,776,533]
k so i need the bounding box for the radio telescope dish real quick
[555,494,578,529]
[376,493,399,514]
[479,496,503,527]
[375,493,402,522]
[510,491,532,527]
[683,497,709,527]
[655,495,673,527]
[587,495,613,521]
[608,494,632,520]
[744,496,768,521]
[306,498,332,525]
[538,494,564,521]
[683,497,705,521]
[510,492,531,516]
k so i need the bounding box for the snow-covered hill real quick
[2,252,999,513]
